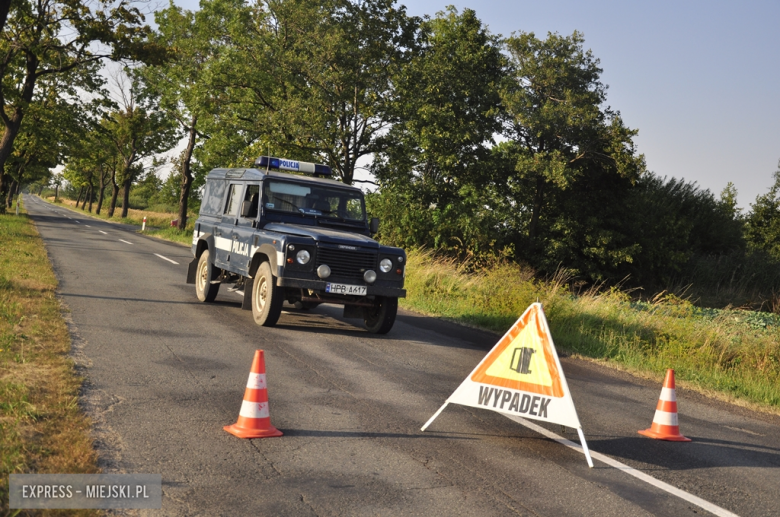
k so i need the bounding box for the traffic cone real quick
[638,369,691,442]
[224,350,283,439]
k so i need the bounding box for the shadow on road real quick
[590,435,780,470]
[60,292,205,305]
[280,428,477,440]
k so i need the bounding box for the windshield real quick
[262,179,366,222]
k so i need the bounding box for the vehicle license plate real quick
[326,283,367,295]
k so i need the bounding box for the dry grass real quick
[401,249,780,413]
[50,197,181,228]
[0,199,100,516]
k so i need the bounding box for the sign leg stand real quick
[577,428,594,468]
[421,402,449,432]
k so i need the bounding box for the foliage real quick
[745,161,780,258]
[620,173,745,287]
[0,0,160,211]
[370,7,507,261]
[7,0,780,309]
[140,0,223,228]
[101,71,179,218]
[193,0,419,185]
[496,31,646,275]
[401,249,780,410]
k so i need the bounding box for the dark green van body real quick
[187,166,406,334]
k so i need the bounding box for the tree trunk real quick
[0,52,39,215]
[38,184,43,195]
[54,183,59,202]
[87,184,94,212]
[96,171,107,215]
[6,179,16,209]
[76,186,85,208]
[121,175,132,218]
[528,173,545,247]
[0,0,12,35]
[177,116,198,231]
[108,170,119,217]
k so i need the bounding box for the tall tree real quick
[3,68,90,208]
[745,161,780,258]
[102,71,179,218]
[370,7,505,255]
[207,0,418,184]
[141,1,222,229]
[0,0,158,211]
[498,31,645,272]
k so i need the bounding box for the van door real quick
[215,183,243,269]
[232,183,260,276]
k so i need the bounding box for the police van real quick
[186,156,406,334]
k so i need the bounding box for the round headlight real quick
[296,249,311,264]
[379,258,393,273]
[317,264,331,279]
[363,270,377,284]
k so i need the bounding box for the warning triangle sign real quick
[470,303,564,397]
[421,303,592,466]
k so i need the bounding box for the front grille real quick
[316,247,376,279]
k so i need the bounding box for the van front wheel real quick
[252,261,283,326]
[195,250,220,302]
[363,296,398,334]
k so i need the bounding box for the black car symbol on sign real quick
[510,347,535,375]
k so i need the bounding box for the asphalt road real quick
[24,194,780,516]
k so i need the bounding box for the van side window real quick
[241,184,261,219]
[224,184,243,215]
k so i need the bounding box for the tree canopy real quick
[4,0,767,297]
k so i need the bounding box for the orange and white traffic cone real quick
[638,369,691,442]
[224,350,283,439]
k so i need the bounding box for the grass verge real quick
[0,199,99,516]
[401,250,780,414]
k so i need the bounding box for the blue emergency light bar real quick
[254,156,332,177]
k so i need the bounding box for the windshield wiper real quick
[271,196,302,212]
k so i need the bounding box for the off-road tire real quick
[252,261,284,326]
[195,249,220,302]
[363,296,398,334]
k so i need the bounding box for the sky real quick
[170,0,780,210]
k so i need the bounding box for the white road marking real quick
[85,225,91,228]
[119,239,133,245]
[99,230,107,235]
[154,253,179,265]
[724,425,763,437]
[74,221,80,224]
[506,416,740,517]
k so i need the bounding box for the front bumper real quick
[277,277,406,298]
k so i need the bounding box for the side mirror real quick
[369,217,379,234]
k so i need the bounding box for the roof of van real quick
[205,168,361,191]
